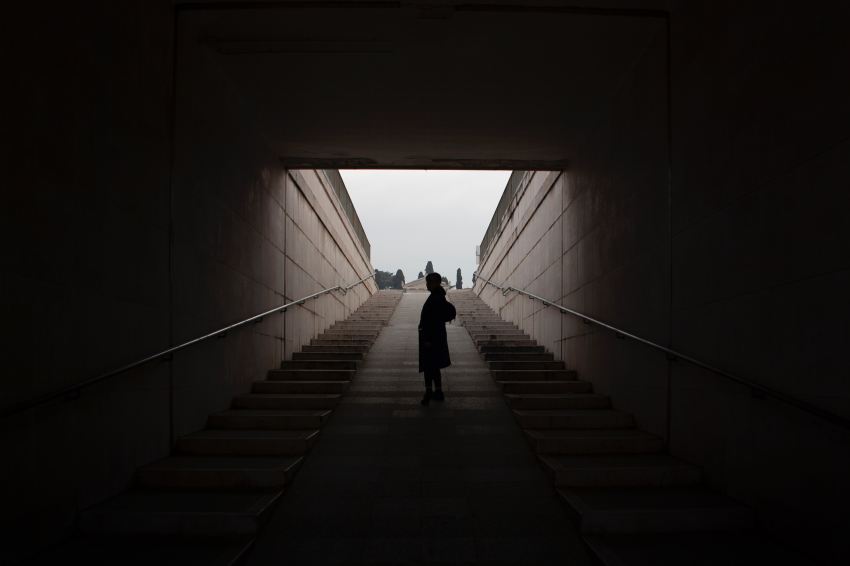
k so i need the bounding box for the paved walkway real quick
[246,292,592,565]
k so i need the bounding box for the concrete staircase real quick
[451,290,754,541]
[78,290,402,543]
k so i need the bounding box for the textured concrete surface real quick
[4,27,376,558]
[245,292,592,565]
[473,9,850,559]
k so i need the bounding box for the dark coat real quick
[418,289,453,372]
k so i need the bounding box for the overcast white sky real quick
[340,170,510,287]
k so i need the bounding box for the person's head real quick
[426,272,443,292]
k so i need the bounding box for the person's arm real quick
[420,296,436,347]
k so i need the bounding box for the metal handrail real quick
[2,273,376,419]
[473,272,850,431]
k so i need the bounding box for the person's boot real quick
[432,389,445,401]
[420,389,432,406]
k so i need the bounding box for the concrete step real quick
[233,393,341,410]
[323,326,381,333]
[292,352,363,361]
[464,321,516,327]
[327,328,382,334]
[280,360,357,370]
[177,429,319,456]
[138,456,303,489]
[310,338,373,346]
[505,393,611,410]
[267,368,356,380]
[466,327,519,333]
[484,352,555,361]
[79,490,282,537]
[581,532,818,566]
[35,532,255,565]
[479,345,545,353]
[496,380,593,394]
[539,454,701,488]
[252,380,350,394]
[476,339,538,347]
[525,429,664,455]
[514,409,634,429]
[488,361,566,370]
[321,331,379,339]
[208,409,331,430]
[558,487,753,533]
[491,369,578,381]
[301,345,370,353]
[471,333,530,341]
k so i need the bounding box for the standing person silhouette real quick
[418,272,455,405]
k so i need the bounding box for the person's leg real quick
[421,369,434,405]
[432,369,444,401]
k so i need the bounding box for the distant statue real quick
[418,272,456,405]
[392,269,405,289]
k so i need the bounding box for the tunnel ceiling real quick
[179,1,666,169]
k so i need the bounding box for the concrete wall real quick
[1,4,374,560]
[667,3,850,558]
[2,3,175,558]
[475,5,850,558]
[476,18,670,440]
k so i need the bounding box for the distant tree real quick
[418,271,424,279]
[441,276,449,286]
[374,269,394,289]
[392,269,406,289]
[425,261,434,275]
[456,268,463,289]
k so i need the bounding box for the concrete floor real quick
[245,292,593,566]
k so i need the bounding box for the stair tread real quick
[540,453,696,470]
[273,368,356,372]
[183,429,319,440]
[141,455,303,472]
[493,369,573,373]
[559,486,749,511]
[214,409,331,417]
[496,380,581,385]
[260,380,352,384]
[506,393,607,399]
[527,429,657,439]
[582,533,818,566]
[239,398,342,399]
[90,490,281,514]
[32,534,254,565]
[516,409,629,418]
